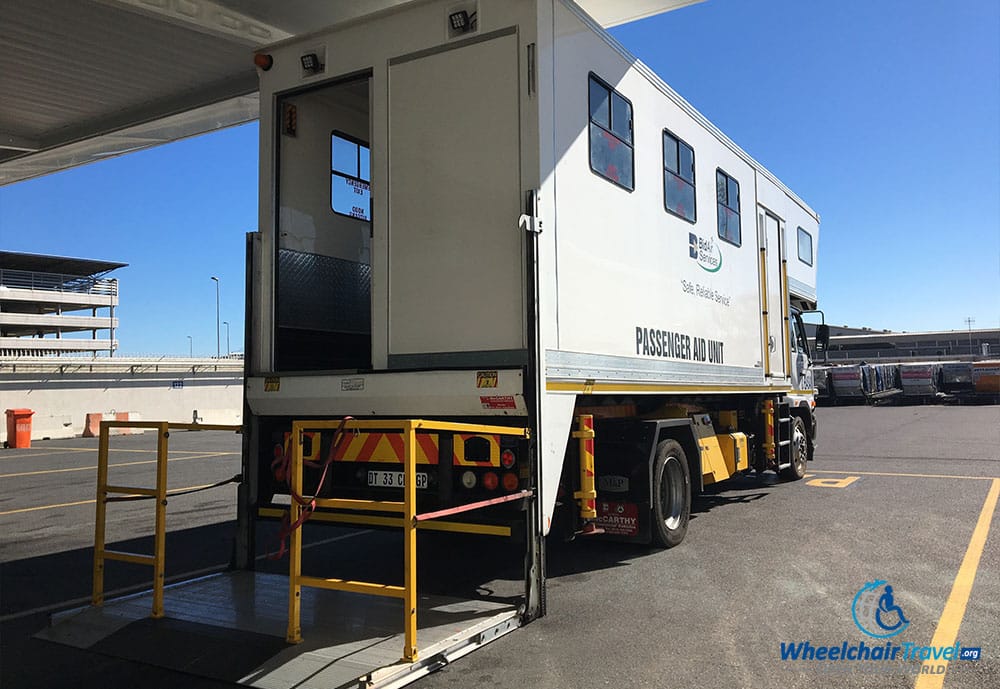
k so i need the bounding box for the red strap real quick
[267,417,352,559]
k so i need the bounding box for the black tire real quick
[651,439,691,548]
[780,416,808,481]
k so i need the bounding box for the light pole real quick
[211,276,220,359]
[223,321,230,356]
[965,316,975,356]
[187,335,192,357]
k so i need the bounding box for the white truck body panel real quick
[247,368,528,417]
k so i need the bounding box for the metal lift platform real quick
[39,570,520,689]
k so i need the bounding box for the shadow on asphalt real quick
[3,480,785,689]
[1,522,238,618]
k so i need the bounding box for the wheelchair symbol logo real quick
[852,580,910,638]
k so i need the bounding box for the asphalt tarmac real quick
[1,405,997,689]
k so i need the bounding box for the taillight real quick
[461,470,477,489]
[501,449,516,469]
[482,472,499,491]
[502,472,519,492]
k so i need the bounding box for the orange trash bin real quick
[5,409,34,448]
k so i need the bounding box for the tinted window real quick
[716,169,741,246]
[588,75,634,191]
[611,93,632,144]
[589,78,610,128]
[678,141,694,183]
[663,130,695,223]
[590,125,633,189]
[664,134,678,173]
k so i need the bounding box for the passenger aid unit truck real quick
[239,0,821,651]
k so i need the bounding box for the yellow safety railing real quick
[572,415,597,521]
[92,420,242,618]
[285,418,531,661]
[762,400,776,461]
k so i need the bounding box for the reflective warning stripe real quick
[333,432,439,465]
[332,432,502,466]
[282,430,503,466]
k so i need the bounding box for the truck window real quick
[663,130,695,222]
[331,131,372,221]
[791,315,810,356]
[588,74,633,191]
[797,226,813,266]
[716,169,741,246]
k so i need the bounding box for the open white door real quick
[387,32,524,367]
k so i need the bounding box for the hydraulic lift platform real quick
[39,570,520,689]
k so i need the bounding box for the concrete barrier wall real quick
[1,370,243,442]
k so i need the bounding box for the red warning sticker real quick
[595,501,639,537]
[480,395,517,410]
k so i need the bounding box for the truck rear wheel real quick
[780,416,808,481]
[651,439,690,548]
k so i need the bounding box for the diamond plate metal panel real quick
[277,249,371,334]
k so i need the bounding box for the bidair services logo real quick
[688,232,722,272]
[852,580,910,638]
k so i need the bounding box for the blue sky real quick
[0,0,998,355]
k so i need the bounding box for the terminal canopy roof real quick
[0,250,127,277]
[0,0,702,186]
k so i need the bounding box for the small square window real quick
[797,226,813,266]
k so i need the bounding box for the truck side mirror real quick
[816,324,830,351]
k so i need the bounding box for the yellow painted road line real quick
[0,449,92,460]
[0,482,237,516]
[809,469,999,482]
[6,446,228,455]
[0,498,96,515]
[1,447,231,463]
[915,478,1000,689]
[0,451,236,479]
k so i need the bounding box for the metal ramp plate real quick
[37,571,519,689]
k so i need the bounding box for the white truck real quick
[239,0,822,674]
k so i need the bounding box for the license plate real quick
[367,470,428,489]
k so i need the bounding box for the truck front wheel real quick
[780,416,809,481]
[651,439,690,548]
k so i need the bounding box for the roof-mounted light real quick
[449,11,470,32]
[253,53,273,71]
[300,52,323,74]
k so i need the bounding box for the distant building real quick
[804,323,999,362]
[0,251,126,356]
